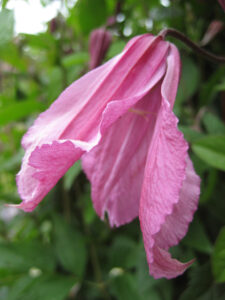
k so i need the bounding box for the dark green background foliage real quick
[0,0,225,299]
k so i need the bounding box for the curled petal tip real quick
[149,247,195,279]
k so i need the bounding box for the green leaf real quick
[192,135,225,171]
[7,275,76,300]
[200,168,218,204]
[0,150,23,172]
[0,42,27,71]
[217,79,225,91]
[199,66,225,106]
[1,0,10,9]
[179,126,204,143]
[176,56,200,104]
[0,240,56,275]
[64,161,82,191]
[109,236,138,269]
[202,112,225,135]
[182,217,212,254]
[23,33,56,50]
[0,99,44,126]
[150,6,183,21]
[106,41,126,59]
[0,287,8,300]
[45,67,63,103]
[53,215,87,278]
[69,0,108,35]
[212,227,225,283]
[179,263,213,300]
[0,9,14,48]
[109,273,140,300]
[62,52,89,67]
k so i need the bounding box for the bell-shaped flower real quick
[15,34,200,279]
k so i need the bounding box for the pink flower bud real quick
[218,0,225,11]
[200,20,224,46]
[89,28,112,70]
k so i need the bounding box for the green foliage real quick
[0,9,14,47]
[64,161,82,191]
[212,227,225,283]
[182,217,212,254]
[53,215,87,279]
[109,273,140,300]
[0,99,44,126]
[192,135,225,171]
[0,0,225,299]
[176,57,200,104]
[7,275,76,300]
[0,240,55,274]
[68,0,108,35]
[179,263,213,300]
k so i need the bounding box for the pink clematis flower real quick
[15,34,200,279]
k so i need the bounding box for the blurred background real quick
[0,0,225,299]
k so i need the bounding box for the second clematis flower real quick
[16,34,200,279]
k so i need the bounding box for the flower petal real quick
[16,140,84,211]
[148,157,200,279]
[139,45,200,278]
[161,44,181,107]
[153,156,200,250]
[139,98,190,279]
[82,82,165,227]
[149,247,194,279]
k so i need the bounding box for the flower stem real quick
[159,28,225,64]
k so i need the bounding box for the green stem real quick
[75,181,111,300]
[159,28,225,64]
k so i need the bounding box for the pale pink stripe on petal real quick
[161,44,181,108]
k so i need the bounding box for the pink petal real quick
[139,45,200,279]
[149,247,195,279]
[153,157,200,250]
[161,44,181,108]
[139,94,201,278]
[82,82,164,227]
[200,20,224,46]
[16,141,84,211]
